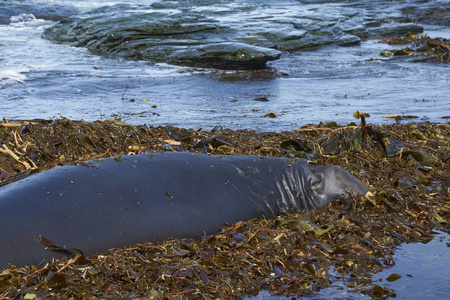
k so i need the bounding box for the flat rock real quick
[402,2,450,26]
[43,1,358,69]
[41,0,444,69]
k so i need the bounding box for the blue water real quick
[1,0,449,130]
[248,231,450,300]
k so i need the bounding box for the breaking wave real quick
[10,13,36,23]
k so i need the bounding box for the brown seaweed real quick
[0,118,448,299]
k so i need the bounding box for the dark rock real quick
[367,24,424,38]
[0,0,79,25]
[402,4,450,26]
[253,97,270,102]
[40,0,444,69]
[166,42,282,70]
[42,4,281,70]
[42,2,361,69]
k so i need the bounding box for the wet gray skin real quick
[275,160,369,212]
[0,153,368,268]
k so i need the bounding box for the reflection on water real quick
[247,231,450,300]
[371,231,450,300]
[0,1,449,131]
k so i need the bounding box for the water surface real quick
[1,0,449,130]
[248,231,450,300]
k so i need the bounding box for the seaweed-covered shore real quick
[0,118,448,299]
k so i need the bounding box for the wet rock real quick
[365,24,423,38]
[42,1,362,69]
[41,0,444,69]
[0,0,79,25]
[402,4,450,26]
[42,3,281,70]
[253,97,270,102]
[167,42,282,70]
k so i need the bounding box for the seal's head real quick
[308,164,369,206]
[276,161,369,212]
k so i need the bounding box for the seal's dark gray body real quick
[0,153,368,268]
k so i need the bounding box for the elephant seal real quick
[0,152,368,268]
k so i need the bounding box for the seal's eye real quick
[310,179,323,190]
[310,173,324,190]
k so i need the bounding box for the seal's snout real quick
[322,165,369,199]
[354,179,369,195]
[347,179,369,196]
[338,168,369,195]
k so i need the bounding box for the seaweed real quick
[0,118,448,299]
[379,33,450,62]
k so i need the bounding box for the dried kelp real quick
[379,33,450,62]
[0,118,449,299]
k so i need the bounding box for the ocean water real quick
[0,0,449,130]
[248,231,450,300]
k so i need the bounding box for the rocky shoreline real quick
[40,0,449,69]
[0,1,79,25]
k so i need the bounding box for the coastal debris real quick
[383,114,419,119]
[264,112,278,118]
[379,33,450,62]
[0,118,448,299]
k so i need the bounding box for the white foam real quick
[0,69,28,85]
[10,14,37,24]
